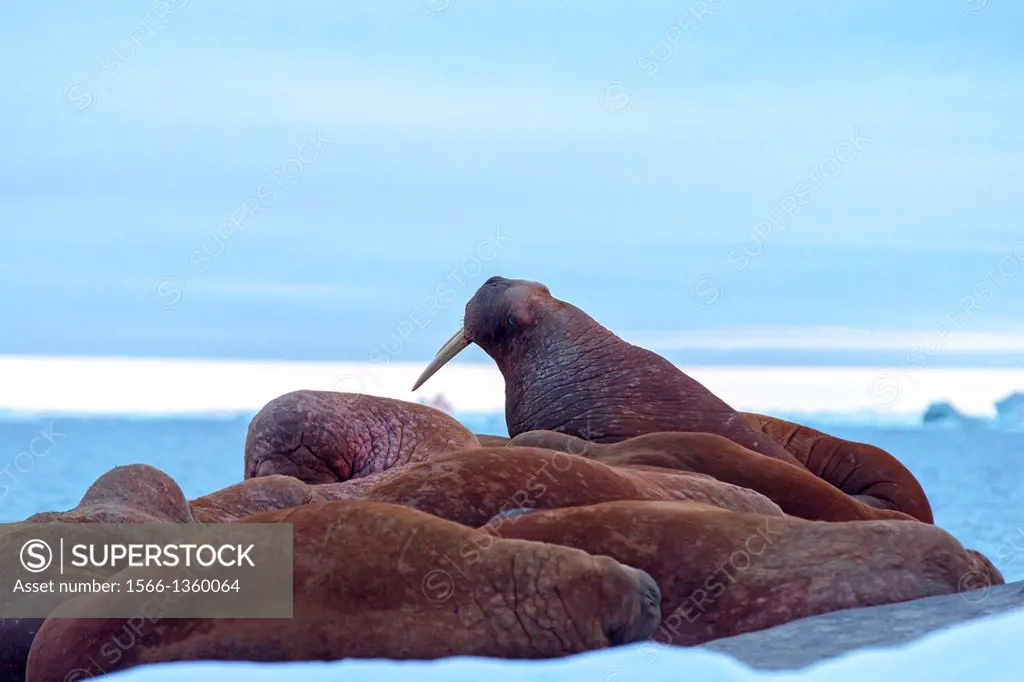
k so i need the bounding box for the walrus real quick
[742,413,933,523]
[189,474,328,523]
[23,463,195,524]
[484,500,1004,646]
[26,501,662,679]
[2,465,193,682]
[410,276,801,464]
[316,446,785,524]
[475,433,510,447]
[245,390,480,484]
[508,430,917,523]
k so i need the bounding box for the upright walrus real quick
[411,276,801,464]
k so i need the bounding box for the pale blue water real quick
[2,414,1022,581]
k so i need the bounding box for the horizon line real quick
[2,356,1024,417]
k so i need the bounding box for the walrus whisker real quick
[412,328,471,390]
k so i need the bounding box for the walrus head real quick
[412,275,623,436]
[412,276,571,389]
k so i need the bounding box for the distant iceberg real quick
[921,401,984,428]
[920,392,1024,429]
[993,392,1024,430]
[417,393,455,415]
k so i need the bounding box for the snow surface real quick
[106,605,1024,681]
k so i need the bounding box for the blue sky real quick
[2,0,1023,367]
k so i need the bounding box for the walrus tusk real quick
[412,328,472,390]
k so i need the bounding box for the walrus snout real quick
[637,568,662,622]
[966,548,1005,587]
[610,567,662,646]
[411,277,554,391]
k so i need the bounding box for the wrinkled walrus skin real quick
[26,501,662,680]
[411,277,802,464]
[317,447,784,525]
[244,390,480,484]
[509,430,916,523]
[742,413,934,523]
[2,465,194,682]
[189,474,327,523]
[411,276,802,462]
[484,500,1004,646]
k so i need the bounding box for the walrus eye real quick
[505,315,517,328]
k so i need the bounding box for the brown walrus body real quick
[26,501,662,680]
[3,465,194,682]
[475,433,510,447]
[317,446,784,524]
[509,430,916,523]
[485,500,1003,646]
[743,413,933,523]
[189,474,327,523]
[244,390,479,484]
[410,277,802,464]
[23,463,195,524]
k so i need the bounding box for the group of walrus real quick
[3,276,1004,681]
